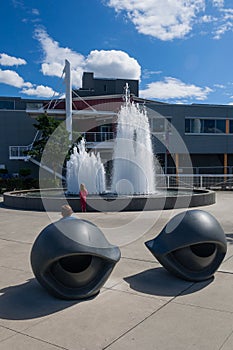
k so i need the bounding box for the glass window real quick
[203,119,215,133]
[191,119,203,133]
[150,117,171,133]
[230,120,233,133]
[185,118,226,134]
[185,119,190,133]
[215,120,225,133]
[26,103,43,110]
[0,100,14,109]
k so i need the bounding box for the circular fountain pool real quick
[3,188,215,212]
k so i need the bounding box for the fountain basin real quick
[3,188,215,212]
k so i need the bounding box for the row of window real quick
[0,101,43,110]
[185,118,233,134]
[149,117,233,134]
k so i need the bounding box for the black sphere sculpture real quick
[145,210,227,281]
[31,218,121,299]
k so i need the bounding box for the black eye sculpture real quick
[145,210,227,282]
[31,218,121,299]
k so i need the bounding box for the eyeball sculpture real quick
[145,210,227,281]
[31,218,121,299]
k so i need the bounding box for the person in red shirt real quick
[79,183,88,212]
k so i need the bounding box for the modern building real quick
[1,72,233,178]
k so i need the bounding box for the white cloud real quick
[21,85,59,98]
[106,0,233,40]
[213,8,233,39]
[32,8,40,15]
[200,15,215,23]
[35,28,141,87]
[0,69,32,88]
[0,66,57,98]
[34,28,85,86]
[85,50,141,80]
[214,83,225,89]
[106,0,205,40]
[140,77,212,101]
[0,53,27,66]
[212,0,224,8]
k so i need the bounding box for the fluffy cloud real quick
[85,50,141,80]
[0,61,58,97]
[0,53,27,66]
[35,28,141,87]
[106,0,205,40]
[21,85,59,98]
[106,0,233,40]
[140,77,212,101]
[213,9,233,39]
[0,69,31,88]
[34,28,85,86]
[212,0,224,8]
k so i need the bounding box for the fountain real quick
[3,86,215,211]
[111,85,157,195]
[66,138,106,195]
[66,84,158,196]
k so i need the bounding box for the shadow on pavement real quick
[124,267,213,297]
[0,278,94,320]
[226,233,233,245]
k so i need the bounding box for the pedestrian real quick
[60,204,75,219]
[79,183,88,212]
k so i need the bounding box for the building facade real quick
[1,72,233,177]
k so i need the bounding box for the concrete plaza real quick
[0,191,232,350]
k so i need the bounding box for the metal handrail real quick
[83,132,115,143]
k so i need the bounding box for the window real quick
[149,117,171,133]
[185,118,226,134]
[26,103,43,110]
[229,120,233,133]
[0,100,14,109]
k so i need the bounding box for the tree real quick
[27,114,72,180]
[27,114,63,160]
[19,168,31,177]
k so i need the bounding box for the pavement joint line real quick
[102,282,196,349]
[172,300,233,315]
[222,254,233,262]
[120,256,159,263]
[217,270,233,275]
[0,237,32,245]
[0,264,29,273]
[219,329,233,350]
[102,285,168,301]
[0,325,69,349]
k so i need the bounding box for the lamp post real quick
[64,59,72,142]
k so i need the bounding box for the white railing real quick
[9,131,40,160]
[166,166,233,175]
[83,132,114,143]
[156,174,233,189]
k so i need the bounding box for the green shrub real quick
[0,168,8,174]
[19,168,31,177]
[0,178,39,194]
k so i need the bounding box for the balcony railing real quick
[83,132,115,143]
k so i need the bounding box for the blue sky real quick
[1,0,233,105]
